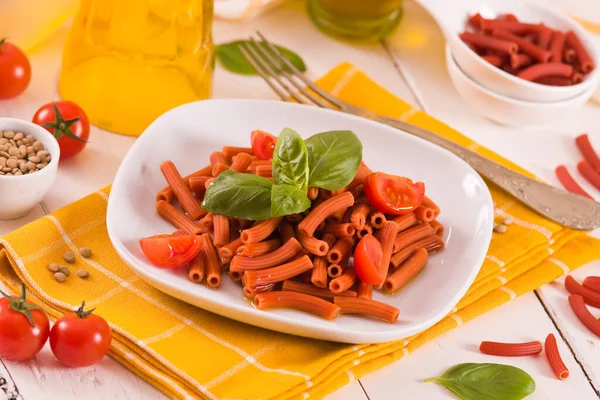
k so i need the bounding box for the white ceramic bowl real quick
[446,45,596,127]
[107,99,494,343]
[0,118,59,220]
[420,0,600,103]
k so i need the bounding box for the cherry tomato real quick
[0,39,31,99]
[50,301,111,368]
[32,101,90,158]
[0,284,49,362]
[251,130,277,160]
[354,234,384,285]
[139,234,202,268]
[364,172,425,215]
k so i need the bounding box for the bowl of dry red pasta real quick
[107,99,494,343]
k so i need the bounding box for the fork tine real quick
[256,31,345,108]
[240,42,312,105]
[249,36,335,109]
[239,45,291,102]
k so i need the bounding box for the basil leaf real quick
[271,184,311,217]
[424,363,535,400]
[202,170,273,220]
[272,127,309,190]
[215,40,306,76]
[305,130,362,190]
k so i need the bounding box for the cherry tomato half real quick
[0,39,31,99]
[32,101,90,159]
[364,172,425,215]
[50,301,111,368]
[0,284,50,362]
[354,234,384,285]
[251,130,277,160]
[139,234,202,268]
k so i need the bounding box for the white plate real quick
[107,99,493,343]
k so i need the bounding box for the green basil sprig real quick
[202,128,362,220]
[215,40,306,76]
[424,363,536,400]
[306,130,362,190]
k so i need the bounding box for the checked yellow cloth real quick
[1,63,600,400]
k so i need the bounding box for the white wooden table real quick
[1,1,600,399]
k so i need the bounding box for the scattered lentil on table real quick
[79,247,92,258]
[63,252,76,263]
[53,272,67,282]
[494,224,508,233]
[77,270,89,279]
[48,263,59,272]
[0,131,51,176]
[58,265,70,276]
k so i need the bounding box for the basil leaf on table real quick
[215,40,307,76]
[424,363,536,400]
[272,127,310,190]
[305,130,362,190]
[202,170,273,220]
[271,184,311,217]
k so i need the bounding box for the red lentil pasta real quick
[144,135,447,324]
[460,13,595,85]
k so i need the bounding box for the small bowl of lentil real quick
[0,118,59,220]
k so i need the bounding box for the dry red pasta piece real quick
[479,340,543,356]
[188,176,210,199]
[256,164,273,177]
[460,31,518,55]
[229,152,253,172]
[327,263,344,279]
[391,235,444,268]
[334,297,400,323]
[254,291,340,320]
[565,275,600,308]
[327,207,348,223]
[297,230,330,256]
[356,223,373,239]
[534,76,573,86]
[213,214,230,247]
[219,237,243,263]
[549,30,566,63]
[188,250,205,283]
[537,26,553,49]
[171,229,187,236]
[375,221,400,288]
[510,53,532,69]
[199,212,214,229]
[230,237,302,271]
[392,213,419,232]
[157,165,211,202]
[467,13,483,29]
[324,222,356,238]
[299,192,355,236]
[568,295,600,337]
[430,220,444,236]
[577,161,600,191]
[350,203,370,230]
[236,238,281,257]
[517,63,573,81]
[330,267,357,294]
[572,73,584,84]
[156,200,206,235]
[282,280,356,300]
[241,217,283,243]
[228,270,242,281]
[555,165,592,199]
[480,19,541,34]
[394,222,434,253]
[243,283,276,298]
[492,30,551,62]
[311,234,336,288]
[503,13,519,22]
[576,134,600,172]
[414,205,437,222]
[247,159,271,171]
[222,146,253,159]
[565,30,594,73]
[307,187,319,200]
[357,281,372,299]
[210,151,227,171]
[583,276,600,293]
[384,248,428,293]
[482,54,504,67]
[545,333,569,380]
[212,163,229,177]
[160,161,205,220]
[204,177,215,189]
[564,48,576,63]
[370,211,386,229]
[243,255,313,289]
[200,234,221,288]
[279,220,296,243]
[327,239,353,264]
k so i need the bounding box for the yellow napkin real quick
[2,62,600,400]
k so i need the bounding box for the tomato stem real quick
[42,102,86,143]
[0,38,5,51]
[0,283,42,327]
[75,301,96,319]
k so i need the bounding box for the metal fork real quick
[239,32,600,231]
